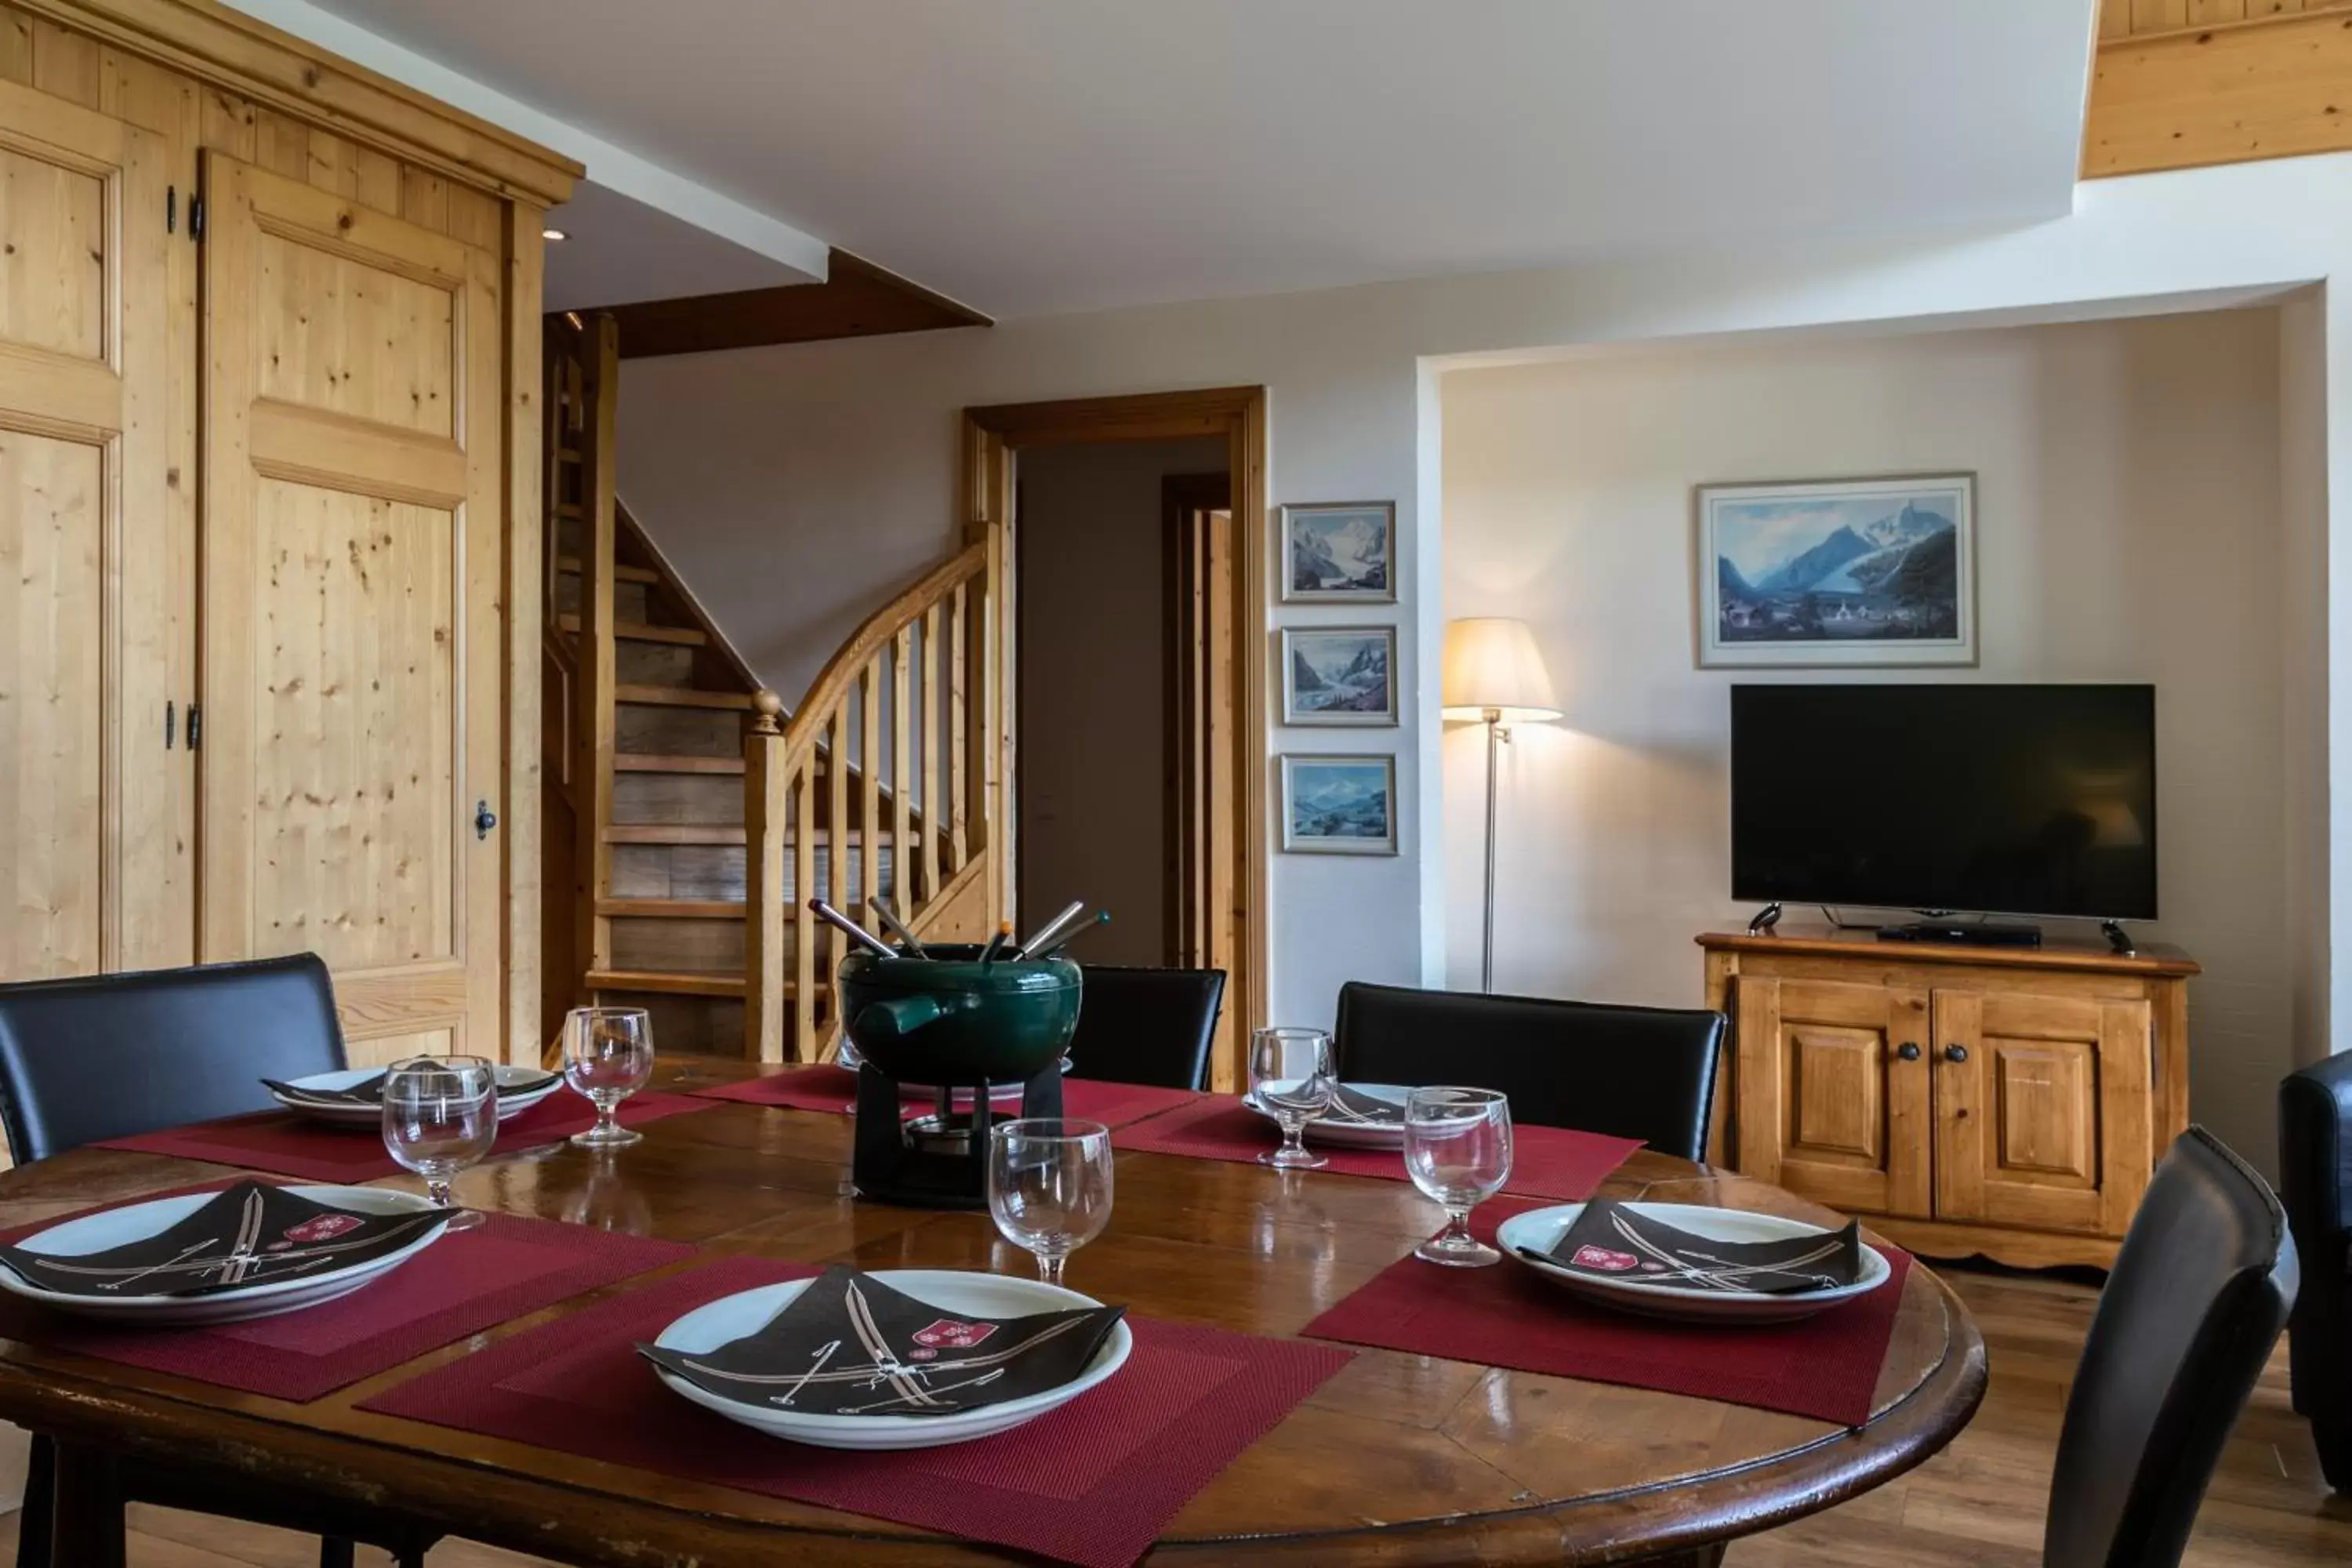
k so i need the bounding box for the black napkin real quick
[1319,1084,1404,1127]
[0,1181,452,1300]
[262,1070,388,1106]
[639,1265,1127,1417]
[1529,1201,1865,1295]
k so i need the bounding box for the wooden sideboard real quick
[1699,927,2198,1270]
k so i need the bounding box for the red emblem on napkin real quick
[1570,1243,1641,1272]
[281,1214,365,1245]
[912,1318,996,1349]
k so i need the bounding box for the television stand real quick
[2101,920,2137,956]
[1876,918,2042,949]
[1745,902,1784,937]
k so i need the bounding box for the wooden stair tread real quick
[613,753,746,775]
[556,555,660,583]
[615,684,753,710]
[559,615,709,647]
[599,898,746,919]
[605,824,746,846]
[585,968,747,998]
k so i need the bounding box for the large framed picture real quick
[1695,474,1976,668]
[1282,502,1393,602]
[1281,626,1396,726]
[1280,754,1397,855]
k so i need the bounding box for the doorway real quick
[963,390,1268,1089]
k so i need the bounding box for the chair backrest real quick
[2277,1053,2352,1436]
[0,955,347,1162]
[1064,966,1226,1091]
[2045,1126,2298,1568]
[1332,982,1723,1160]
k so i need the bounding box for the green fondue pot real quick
[838,945,1081,1086]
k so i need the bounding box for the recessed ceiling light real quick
[543,226,569,241]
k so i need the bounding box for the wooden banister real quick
[743,542,998,1062]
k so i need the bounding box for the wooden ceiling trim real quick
[2086,2,2352,176]
[598,250,990,359]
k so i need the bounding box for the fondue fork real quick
[1015,900,1085,957]
[807,898,895,958]
[869,896,930,958]
[1029,910,1110,960]
[978,922,1014,967]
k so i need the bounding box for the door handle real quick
[474,800,499,840]
[1944,1044,1969,1064]
[1896,1042,1921,1062]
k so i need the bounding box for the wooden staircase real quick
[541,312,1007,1063]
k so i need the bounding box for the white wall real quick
[1440,310,2288,1163]
[1017,437,1226,965]
[617,150,2352,1106]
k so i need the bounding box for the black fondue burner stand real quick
[851,1061,1065,1210]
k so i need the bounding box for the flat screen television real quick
[1730,684,2157,921]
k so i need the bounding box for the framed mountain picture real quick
[1282,502,1394,602]
[1280,755,1396,855]
[1282,626,1397,726]
[1695,474,1976,668]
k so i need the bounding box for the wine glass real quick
[561,1006,655,1148]
[381,1055,496,1232]
[1403,1087,1513,1267]
[1249,1026,1335,1170]
[985,1118,1113,1286]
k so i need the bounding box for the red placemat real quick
[1112,1094,1642,1202]
[2,1207,693,1403]
[1302,1196,1915,1427]
[94,1091,716,1183]
[363,1254,1352,1568]
[691,1065,1201,1131]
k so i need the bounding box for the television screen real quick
[1730,684,2157,921]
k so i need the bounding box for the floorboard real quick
[0,1266,2337,1566]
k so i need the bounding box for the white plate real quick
[1243,1083,1410,1148]
[266,1065,565,1127]
[1497,1202,1893,1325]
[650,1268,1132,1450]
[0,1184,448,1326]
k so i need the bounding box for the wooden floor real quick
[0,1266,2343,1566]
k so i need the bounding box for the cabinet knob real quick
[1896,1042,1921,1062]
[1944,1044,1969,1064]
[474,800,499,840]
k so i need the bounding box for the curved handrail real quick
[778,542,985,773]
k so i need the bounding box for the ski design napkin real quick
[640,1265,1125,1417]
[0,1181,450,1299]
[1535,1202,1865,1294]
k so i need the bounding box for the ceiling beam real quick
[588,252,991,360]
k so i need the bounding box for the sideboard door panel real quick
[1738,977,1932,1218]
[1934,990,2153,1234]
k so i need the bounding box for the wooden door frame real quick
[962,388,1269,1086]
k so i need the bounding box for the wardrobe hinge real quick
[186,703,201,750]
[189,195,205,241]
[163,700,175,750]
[165,186,176,234]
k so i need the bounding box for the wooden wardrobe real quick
[0,0,575,1064]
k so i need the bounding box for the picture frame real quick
[1281,626,1397,727]
[1280,754,1397,855]
[1281,502,1394,603]
[1694,473,1976,669]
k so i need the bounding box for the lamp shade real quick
[1441,617,1559,722]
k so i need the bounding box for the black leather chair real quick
[1064,966,1226,1091]
[2280,1051,2352,1489]
[2044,1126,2296,1567]
[1331,982,1723,1160]
[0,955,437,1568]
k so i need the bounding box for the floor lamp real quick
[1442,618,1560,993]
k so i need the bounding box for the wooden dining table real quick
[0,1058,1986,1566]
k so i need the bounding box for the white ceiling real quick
[541,182,804,314]
[303,0,2099,321]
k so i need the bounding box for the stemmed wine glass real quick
[1403,1087,1514,1267]
[561,1006,655,1149]
[985,1118,1114,1286]
[1249,1026,1335,1170]
[381,1055,496,1232]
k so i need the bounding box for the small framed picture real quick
[1695,473,1976,668]
[1281,626,1397,726]
[1281,754,1397,855]
[1282,502,1394,602]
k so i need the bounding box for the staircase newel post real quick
[745,689,789,1063]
